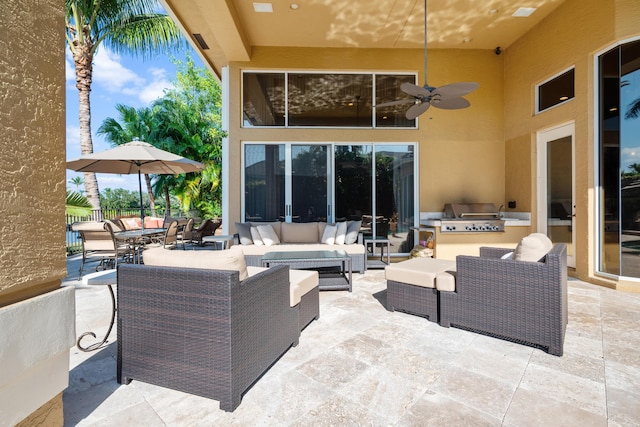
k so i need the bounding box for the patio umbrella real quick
[67,141,205,227]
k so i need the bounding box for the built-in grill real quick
[440,203,505,232]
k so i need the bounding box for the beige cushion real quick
[235,222,253,245]
[436,269,457,292]
[513,233,553,262]
[344,220,361,244]
[289,269,319,306]
[257,224,280,246]
[122,218,141,230]
[250,226,264,245]
[334,221,348,245]
[321,224,337,244]
[246,266,319,307]
[142,246,248,281]
[251,221,282,239]
[385,258,456,288]
[281,222,319,243]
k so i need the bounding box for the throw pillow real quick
[257,224,280,246]
[334,221,348,245]
[321,224,337,245]
[235,222,253,245]
[344,220,362,244]
[250,226,264,245]
[513,233,553,262]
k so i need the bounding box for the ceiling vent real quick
[193,33,209,50]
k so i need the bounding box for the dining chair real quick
[178,218,195,250]
[71,221,120,279]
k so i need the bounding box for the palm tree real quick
[65,0,184,209]
[68,176,84,193]
[66,190,93,217]
[97,103,170,214]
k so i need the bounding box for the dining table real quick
[113,228,166,263]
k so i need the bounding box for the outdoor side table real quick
[77,269,117,352]
[201,234,234,249]
[364,237,391,270]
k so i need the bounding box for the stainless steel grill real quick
[440,203,505,233]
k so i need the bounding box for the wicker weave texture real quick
[387,280,438,322]
[117,263,299,411]
[297,286,320,331]
[439,244,568,356]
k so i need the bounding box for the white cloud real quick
[93,49,145,93]
[92,49,173,105]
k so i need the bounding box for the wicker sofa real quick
[233,221,366,273]
[439,243,568,356]
[117,247,314,411]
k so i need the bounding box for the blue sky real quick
[66,46,203,192]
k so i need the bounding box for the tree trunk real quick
[144,173,156,214]
[164,187,171,217]
[73,34,101,210]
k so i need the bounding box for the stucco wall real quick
[227,46,505,226]
[0,0,71,425]
[503,0,640,287]
[0,0,67,304]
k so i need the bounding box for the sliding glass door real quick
[244,142,416,254]
[244,144,331,223]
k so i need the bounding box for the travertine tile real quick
[62,259,640,426]
[399,390,502,426]
[503,388,607,427]
[431,366,517,419]
[519,363,606,416]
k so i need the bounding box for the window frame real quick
[241,70,418,129]
[535,66,576,114]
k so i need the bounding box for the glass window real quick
[244,144,285,222]
[375,75,416,127]
[242,71,416,128]
[537,68,575,112]
[598,39,640,277]
[242,73,285,127]
[288,74,373,127]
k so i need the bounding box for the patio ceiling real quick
[161,0,567,77]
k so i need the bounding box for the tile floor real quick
[62,255,640,426]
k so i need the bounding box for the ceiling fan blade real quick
[431,82,479,98]
[432,97,471,110]
[400,82,431,98]
[406,101,431,120]
[376,99,417,107]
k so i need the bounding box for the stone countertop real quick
[419,212,531,227]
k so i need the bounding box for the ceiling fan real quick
[377,0,479,120]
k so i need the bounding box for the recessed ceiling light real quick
[559,96,569,101]
[253,2,273,13]
[610,107,618,112]
[290,3,299,10]
[512,7,536,17]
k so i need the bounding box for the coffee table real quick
[262,250,352,292]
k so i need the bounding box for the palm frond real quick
[66,190,93,216]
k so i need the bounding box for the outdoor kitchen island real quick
[420,205,531,260]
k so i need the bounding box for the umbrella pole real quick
[138,168,145,230]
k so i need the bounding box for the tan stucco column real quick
[0,1,74,425]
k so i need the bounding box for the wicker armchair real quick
[439,244,568,356]
[117,263,299,411]
[190,218,222,246]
